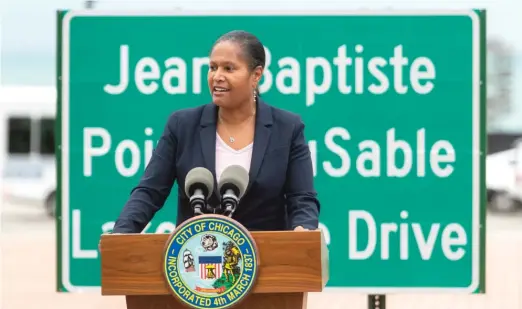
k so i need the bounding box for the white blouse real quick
[215,133,253,183]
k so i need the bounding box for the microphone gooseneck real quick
[218,165,249,217]
[184,167,214,216]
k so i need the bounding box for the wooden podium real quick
[99,230,329,309]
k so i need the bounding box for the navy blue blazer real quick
[112,99,320,233]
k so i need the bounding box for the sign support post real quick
[368,295,385,309]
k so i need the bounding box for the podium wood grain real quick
[100,230,328,309]
[125,293,307,309]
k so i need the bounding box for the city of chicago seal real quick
[163,215,259,309]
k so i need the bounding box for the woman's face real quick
[208,41,262,109]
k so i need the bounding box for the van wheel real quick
[489,191,517,213]
[45,192,56,218]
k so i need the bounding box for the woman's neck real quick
[219,99,256,125]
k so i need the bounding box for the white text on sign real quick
[82,126,455,178]
[348,210,467,261]
[103,44,436,107]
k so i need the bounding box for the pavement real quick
[2,201,522,309]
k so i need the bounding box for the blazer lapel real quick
[245,99,273,196]
[199,104,220,197]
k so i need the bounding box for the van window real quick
[39,118,55,154]
[8,117,31,154]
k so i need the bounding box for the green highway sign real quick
[57,10,486,293]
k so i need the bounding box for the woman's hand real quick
[294,226,322,231]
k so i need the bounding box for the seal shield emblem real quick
[163,215,259,309]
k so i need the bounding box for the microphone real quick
[184,167,214,216]
[218,165,249,217]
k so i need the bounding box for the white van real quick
[511,139,522,202]
[486,139,522,213]
[0,85,57,217]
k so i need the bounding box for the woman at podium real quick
[111,30,320,234]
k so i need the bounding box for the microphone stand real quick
[190,198,237,217]
[220,191,239,218]
[189,190,206,216]
[193,204,204,216]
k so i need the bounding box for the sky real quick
[1,0,521,132]
[2,0,522,52]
